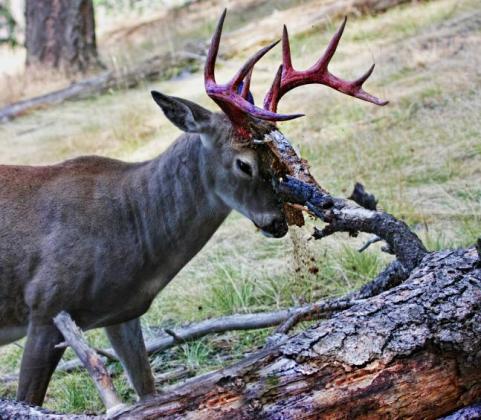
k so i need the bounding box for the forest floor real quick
[0,0,480,414]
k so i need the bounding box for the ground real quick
[0,0,480,414]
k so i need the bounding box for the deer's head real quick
[152,10,387,238]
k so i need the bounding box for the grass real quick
[1,0,481,414]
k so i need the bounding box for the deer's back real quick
[0,156,145,329]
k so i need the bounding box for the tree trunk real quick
[25,0,100,74]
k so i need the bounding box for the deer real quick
[0,10,387,409]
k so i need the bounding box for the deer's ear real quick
[151,91,214,134]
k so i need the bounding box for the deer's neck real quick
[123,134,229,282]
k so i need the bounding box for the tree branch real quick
[52,296,360,375]
[53,311,123,413]
[277,176,428,272]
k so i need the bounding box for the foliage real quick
[0,3,17,46]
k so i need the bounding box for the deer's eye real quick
[236,159,253,177]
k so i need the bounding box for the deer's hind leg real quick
[16,322,65,406]
[105,318,156,400]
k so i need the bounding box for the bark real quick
[25,0,100,73]
[0,399,78,419]
[109,247,481,419]
[0,248,480,418]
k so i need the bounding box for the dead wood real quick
[56,295,360,375]
[1,252,405,387]
[107,247,481,419]
[0,399,80,419]
[53,311,123,412]
[0,53,197,123]
[277,176,427,272]
[0,296,362,389]
[1,212,479,418]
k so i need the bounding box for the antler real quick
[204,11,387,135]
[204,9,303,132]
[263,18,388,113]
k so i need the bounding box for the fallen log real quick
[0,52,198,123]
[1,199,480,417]
[109,246,481,419]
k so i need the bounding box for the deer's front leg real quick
[105,318,156,400]
[17,322,65,406]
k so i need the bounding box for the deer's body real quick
[1,109,287,406]
[0,134,230,343]
[2,9,386,410]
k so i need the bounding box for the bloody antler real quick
[204,9,303,131]
[263,18,388,112]
[205,11,387,135]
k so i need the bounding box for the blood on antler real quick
[263,19,389,113]
[205,10,387,133]
[204,9,303,131]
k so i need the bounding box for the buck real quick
[0,10,386,408]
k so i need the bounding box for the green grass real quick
[1,0,481,414]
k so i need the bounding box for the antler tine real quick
[204,9,304,133]
[312,17,347,72]
[347,63,388,105]
[240,67,253,100]
[282,25,293,72]
[231,40,280,91]
[263,64,283,112]
[264,17,388,113]
[204,8,227,85]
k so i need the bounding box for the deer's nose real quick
[260,217,288,238]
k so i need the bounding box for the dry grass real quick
[0,0,306,107]
[0,0,480,414]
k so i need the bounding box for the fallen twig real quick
[358,235,382,252]
[53,311,123,412]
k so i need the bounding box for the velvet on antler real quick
[204,10,388,136]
